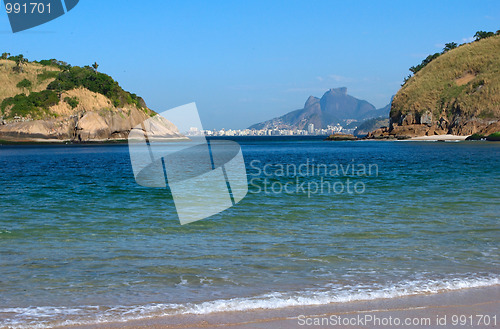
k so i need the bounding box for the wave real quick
[1,274,499,329]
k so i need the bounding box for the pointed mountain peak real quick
[305,95,320,107]
[248,88,381,130]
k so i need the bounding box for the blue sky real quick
[2,0,500,129]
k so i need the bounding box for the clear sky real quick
[2,0,500,129]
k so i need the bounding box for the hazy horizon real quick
[2,0,500,129]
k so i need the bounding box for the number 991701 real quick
[5,2,51,14]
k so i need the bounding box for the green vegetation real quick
[409,53,441,76]
[402,29,500,86]
[466,132,500,141]
[37,70,59,82]
[1,90,58,119]
[474,31,496,41]
[13,54,28,73]
[47,66,143,108]
[443,42,458,52]
[64,96,79,109]
[0,53,154,121]
[465,133,485,140]
[16,79,32,89]
[438,83,466,110]
[392,33,500,122]
[36,59,71,71]
[486,132,500,141]
[6,54,24,62]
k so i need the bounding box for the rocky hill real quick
[370,33,500,139]
[249,88,387,130]
[353,116,389,137]
[0,56,180,142]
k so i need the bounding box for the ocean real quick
[0,138,499,328]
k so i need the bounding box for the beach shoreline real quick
[57,285,499,329]
[407,134,470,141]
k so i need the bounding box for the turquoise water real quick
[0,139,499,328]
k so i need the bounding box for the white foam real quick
[182,275,500,314]
[2,275,499,329]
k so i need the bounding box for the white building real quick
[307,123,315,134]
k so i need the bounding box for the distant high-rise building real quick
[307,123,315,134]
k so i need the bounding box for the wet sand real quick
[58,285,499,329]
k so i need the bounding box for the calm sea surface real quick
[0,139,499,328]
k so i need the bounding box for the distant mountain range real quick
[249,87,390,130]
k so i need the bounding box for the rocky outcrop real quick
[369,35,500,139]
[0,119,74,141]
[0,59,181,142]
[368,111,499,139]
[353,116,389,137]
[0,106,181,142]
[325,133,357,141]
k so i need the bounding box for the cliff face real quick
[371,35,500,139]
[0,59,180,142]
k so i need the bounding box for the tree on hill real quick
[14,54,28,73]
[402,29,499,86]
[38,59,71,71]
[92,62,99,72]
[16,78,32,90]
[443,42,458,52]
[401,74,412,86]
[47,65,143,108]
[474,30,495,41]
[409,53,441,75]
[1,52,10,60]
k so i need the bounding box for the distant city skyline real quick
[185,122,347,137]
[2,0,500,129]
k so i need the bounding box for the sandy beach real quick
[408,135,470,141]
[56,285,499,329]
